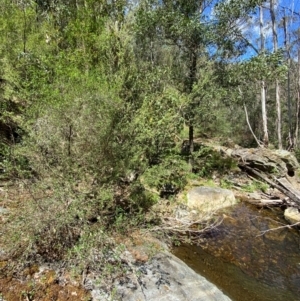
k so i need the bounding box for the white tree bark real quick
[295,49,300,148]
[270,0,282,149]
[283,10,293,149]
[260,5,268,147]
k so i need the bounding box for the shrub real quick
[142,155,190,198]
[193,145,237,177]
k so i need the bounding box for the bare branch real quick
[257,221,300,236]
[148,213,224,242]
[240,86,264,148]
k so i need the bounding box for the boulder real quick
[274,150,299,175]
[231,148,299,176]
[284,207,300,225]
[113,252,232,301]
[187,187,238,213]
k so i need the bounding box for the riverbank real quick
[174,202,300,301]
[0,182,232,301]
[1,145,300,300]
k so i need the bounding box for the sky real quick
[202,0,300,60]
[130,0,300,61]
[240,0,300,59]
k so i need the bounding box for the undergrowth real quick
[193,145,237,177]
[0,141,239,279]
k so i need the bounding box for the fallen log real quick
[242,165,300,207]
[276,177,300,199]
[247,198,284,207]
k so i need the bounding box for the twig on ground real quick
[148,215,223,241]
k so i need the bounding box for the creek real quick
[173,202,300,301]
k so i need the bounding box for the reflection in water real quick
[173,203,300,301]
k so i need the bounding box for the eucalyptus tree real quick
[134,0,204,167]
[134,0,264,167]
[280,4,300,149]
[213,0,296,149]
[270,0,282,149]
[259,4,268,146]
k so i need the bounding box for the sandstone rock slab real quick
[114,252,231,301]
[187,187,238,213]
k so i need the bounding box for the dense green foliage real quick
[0,0,299,273]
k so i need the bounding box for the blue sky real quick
[240,0,300,59]
[202,0,300,60]
[130,0,300,60]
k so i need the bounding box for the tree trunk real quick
[275,79,281,148]
[261,80,268,146]
[270,0,282,149]
[260,6,268,147]
[283,13,293,149]
[188,124,194,168]
[243,101,263,148]
[187,49,197,170]
[295,49,300,148]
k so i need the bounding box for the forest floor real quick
[0,163,296,301]
[0,183,170,301]
[0,184,91,301]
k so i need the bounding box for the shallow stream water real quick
[173,202,300,301]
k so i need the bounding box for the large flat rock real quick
[113,252,231,301]
[231,148,299,176]
[187,187,237,213]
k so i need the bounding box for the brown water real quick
[173,203,300,301]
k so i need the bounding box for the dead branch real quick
[247,198,283,207]
[243,100,264,148]
[257,221,300,236]
[242,165,300,206]
[148,215,223,241]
